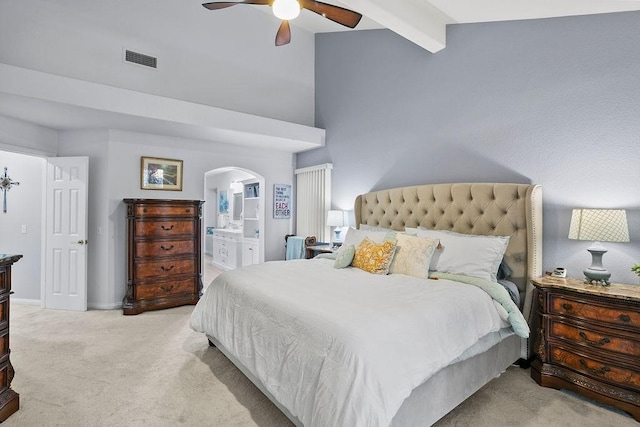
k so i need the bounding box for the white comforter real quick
[190,259,509,427]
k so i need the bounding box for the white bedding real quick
[190,259,512,427]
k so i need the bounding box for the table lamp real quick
[327,210,345,245]
[568,208,629,285]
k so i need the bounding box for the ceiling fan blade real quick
[202,1,271,11]
[275,20,292,46]
[300,0,362,28]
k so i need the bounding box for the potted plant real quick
[632,263,640,279]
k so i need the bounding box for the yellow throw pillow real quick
[389,233,439,279]
[352,238,397,275]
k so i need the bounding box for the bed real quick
[190,182,543,426]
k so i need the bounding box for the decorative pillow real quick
[406,227,510,282]
[352,238,397,275]
[335,227,393,259]
[333,244,355,269]
[389,233,439,279]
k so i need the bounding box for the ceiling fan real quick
[202,0,363,46]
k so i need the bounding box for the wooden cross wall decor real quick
[0,167,19,213]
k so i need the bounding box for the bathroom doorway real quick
[203,167,265,271]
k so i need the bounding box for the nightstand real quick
[530,275,640,421]
[305,244,336,259]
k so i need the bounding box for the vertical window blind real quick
[295,163,332,243]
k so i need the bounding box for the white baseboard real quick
[11,298,41,306]
[88,301,122,310]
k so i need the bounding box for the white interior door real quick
[44,157,89,311]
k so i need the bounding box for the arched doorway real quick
[203,167,265,272]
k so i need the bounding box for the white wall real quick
[0,150,45,302]
[0,0,315,126]
[57,129,295,308]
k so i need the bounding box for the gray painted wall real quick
[300,12,640,284]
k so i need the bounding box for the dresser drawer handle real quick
[160,285,174,293]
[561,303,572,312]
[579,332,610,347]
[185,208,191,213]
[620,314,631,323]
[160,265,174,272]
[161,225,175,231]
[579,359,611,376]
[160,245,174,251]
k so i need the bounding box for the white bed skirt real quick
[207,333,521,426]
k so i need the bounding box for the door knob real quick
[76,240,88,245]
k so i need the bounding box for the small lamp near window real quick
[327,210,345,245]
[568,208,629,286]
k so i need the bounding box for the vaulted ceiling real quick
[278,0,640,52]
[2,1,640,153]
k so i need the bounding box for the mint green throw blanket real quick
[429,271,530,338]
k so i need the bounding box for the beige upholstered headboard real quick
[354,183,543,323]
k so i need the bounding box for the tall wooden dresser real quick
[531,275,640,421]
[123,199,204,315]
[0,254,21,421]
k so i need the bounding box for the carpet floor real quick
[4,303,636,427]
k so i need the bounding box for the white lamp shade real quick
[326,210,345,227]
[568,209,629,242]
[272,0,301,20]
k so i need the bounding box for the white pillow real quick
[406,227,509,282]
[359,224,400,232]
[389,233,439,279]
[335,227,392,259]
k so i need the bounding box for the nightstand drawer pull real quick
[160,285,174,293]
[161,225,175,231]
[160,265,174,272]
[579,332,610,347]
[561,303,572,312]
[579,359,611,376]
[620,314,631,323]
[160,245,174,251]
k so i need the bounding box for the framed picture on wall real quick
[219,190,229,213]
[141,156,183,191]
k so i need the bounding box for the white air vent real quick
[124,49,157,69]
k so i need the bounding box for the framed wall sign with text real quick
[273,184,291,219]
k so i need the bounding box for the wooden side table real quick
[0,254,21,422]
[305,244,336,259]
[530,275,640,421]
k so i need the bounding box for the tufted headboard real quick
[354,183,543,325]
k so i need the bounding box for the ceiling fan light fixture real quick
[272,0,300,20]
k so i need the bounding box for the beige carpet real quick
[4,304,636,427]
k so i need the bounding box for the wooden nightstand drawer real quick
[134,220,194,238]
[134,258,195,279]
[550,346,640,388]
[134,240,195,258]
[134,204,197,217]
[550,294,640,329]
[549,319,640,358]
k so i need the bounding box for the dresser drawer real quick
[550,294,640,329]
[0,296,7,328]
[135,278,197,300]
[135,204,197,217]
[0,269,6,293]
[549,319,640,358]
[550,346,640,388]
[134,259,195,279]
[135,220,194,238]
[135,240,195,258]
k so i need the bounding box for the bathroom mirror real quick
[232,192,243,221]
